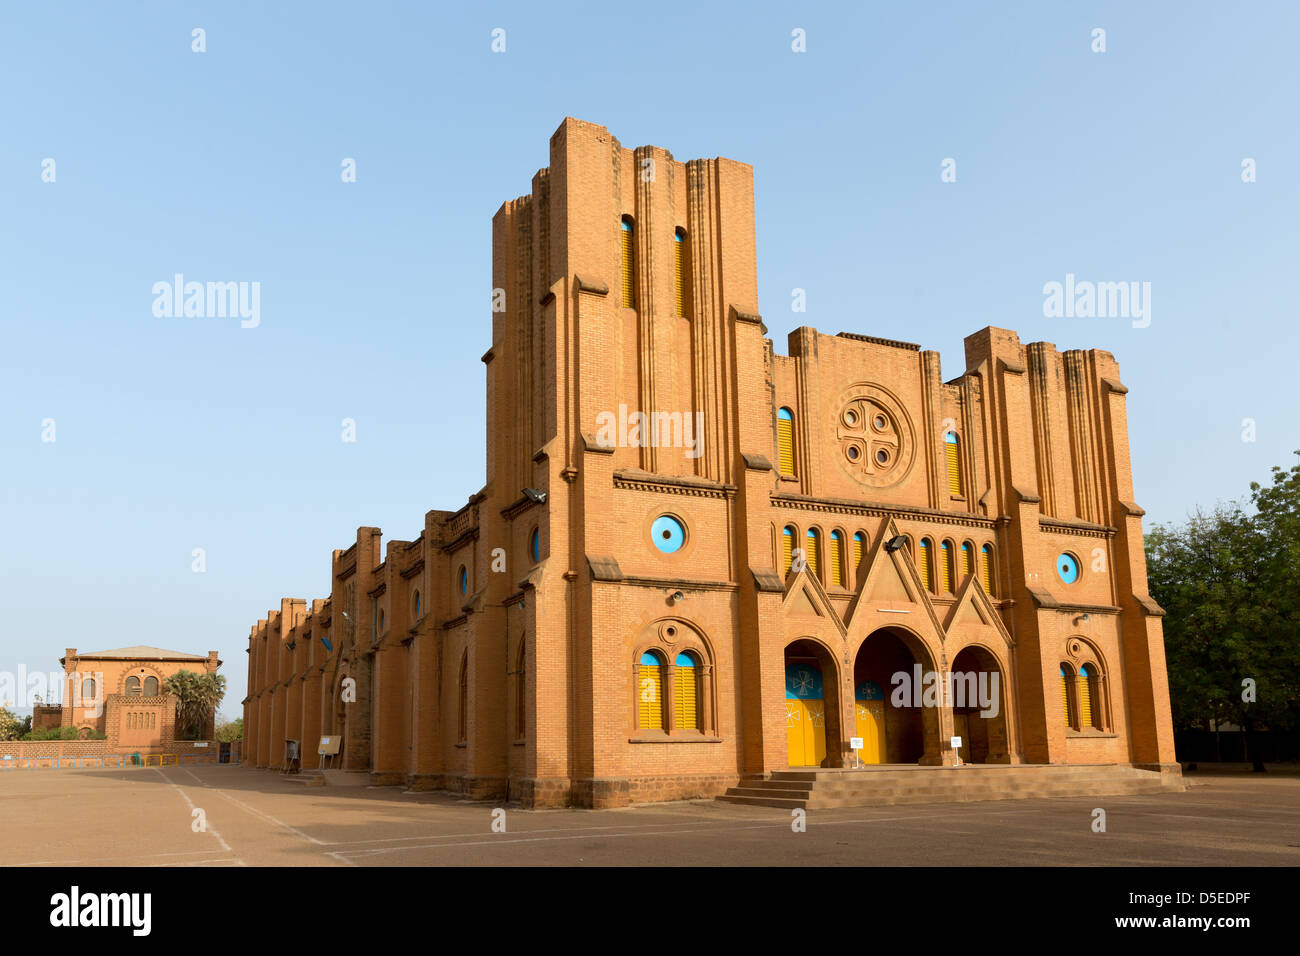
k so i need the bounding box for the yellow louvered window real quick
[806,529,820,578]
[945,432,963,497]
[777,407,795,476]
[919,539,932,592]
[1079,665,1095,728]
[981,544,994,595]
[673,228,688,316]
[782,526,795,575]
[940,541,953,592]
[961,542,972,579]
[673,653,698,729]
[829,531,844,587]
[620,217,635,309]
[1060,666,1072,728]
[638,652,665,730]
[853,532,865,578]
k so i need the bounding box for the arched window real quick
[413,589,422,618]
[126,676,141,697]
[828,530,845,587]
[81,678,96,701]
[945,431,963,497]
[919,538,933,592]
[981,543,995,596]
[853,531,866,578]
[777,407,795,476]
[638,651,666,730]
[960,541,973,580]
[673,227,690,317]
[1060,664,1076,729]
[939,540,954,592]
[1079,664,1098,728]
[805,528,820,578]
[143,676,158,697]
[529,527,540,563]
[458,565,468,597]
[514,640,526,742]
[673,652,699,730]
[457,652,469,743]
[782,525,796,575]
[620,217,636,308]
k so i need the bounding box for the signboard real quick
[850,737,864,750]
[194,742,208,748]
[950,736,963,750]
[285,739,300,761]
[318,735,342,756]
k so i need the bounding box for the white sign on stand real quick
[850,737,863,750]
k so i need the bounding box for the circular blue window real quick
[651,515,686,553]
[1056,553,1080,584]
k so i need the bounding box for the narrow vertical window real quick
[940,541,953,592]
[638,651,666,730]
[620,217,635,309]
[853,532,866,577]
[981,543,994,595]
[529,527,540,563]
[919,539,932,592]
[457,652,468,743]
[413,589,421,618]
[777,407,795,476]
[806,529,820,578]
[1060,665,1074,728]
[945,431,963,497]
[673,227,689,317]
[126,676,141,697]
[782,526,795,575]
[143,676,158,696]
[673,652,698,730]
[1079,664,1096,728]
[961,541,973,579]
[829,531,844,587]
[515,640,526,741]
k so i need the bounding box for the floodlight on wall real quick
[1074,613,1091,624]
[884,535,909,553]
[670,591,686,603]
[522,487,547,504]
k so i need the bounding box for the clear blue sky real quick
[2,1,1294,715]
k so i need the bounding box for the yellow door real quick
[854,700,885,764]
[804,700,826,766]
[786,700,805,766]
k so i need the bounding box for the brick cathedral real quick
[240,118,1179,807]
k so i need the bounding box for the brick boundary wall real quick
[0,739,241,766]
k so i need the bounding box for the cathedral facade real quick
[240,118,1178,807]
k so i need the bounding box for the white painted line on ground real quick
[153,768,232,853]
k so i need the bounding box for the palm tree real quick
[163,671,227,740]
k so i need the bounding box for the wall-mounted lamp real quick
[884,535,909,553]
[522,487,547,504]
[1074,613,1090,624]
[670,591,686,604]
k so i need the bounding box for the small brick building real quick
[59,645,222,752]
[240,118,1178,807]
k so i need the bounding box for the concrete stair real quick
[717,764,1181,810]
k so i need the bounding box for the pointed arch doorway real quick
[784,640,841,768]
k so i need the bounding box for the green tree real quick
[1147,453,1300,771]
[0,707,26,741]
[163,671,227,741]
[215,716,243,743]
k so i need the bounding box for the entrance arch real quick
[853,626,941,764]
[784,639,842,768]
[950,645,1009,763]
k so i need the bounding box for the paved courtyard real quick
[1,764,1297,867]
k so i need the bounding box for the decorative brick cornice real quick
[335,562,357,582]
[614,469,735,499]
[1039,516,1116,538]
[834,331,922,352]
[770,492,998,530]
[399,559,424,580]
[502,495,543,520]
